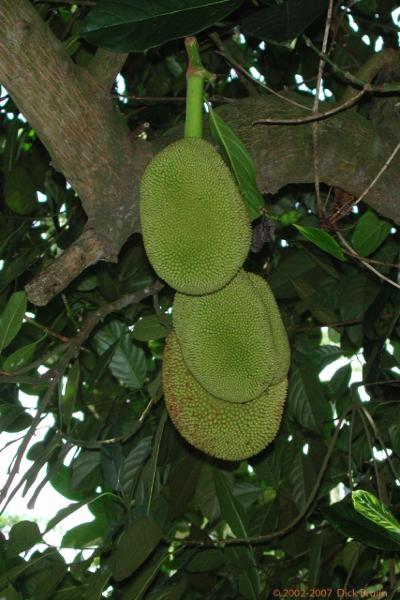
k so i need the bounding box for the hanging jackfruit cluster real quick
[140,138,290,461]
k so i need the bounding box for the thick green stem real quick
[184,37,214,139]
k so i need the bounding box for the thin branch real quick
[209,32,313,112]
[354,141,400,207]
[180,409,349,547]
[253,87,366,126]
[337,232,400,290]
[312,0,334,221]
[0,281,163,510]
[304,35,400,93]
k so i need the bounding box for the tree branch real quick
[87,47,129,91]
[0,0,149,305]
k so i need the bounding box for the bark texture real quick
[0,0,150,305]
[0,0,398,305]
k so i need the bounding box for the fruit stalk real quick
[184,37,213,139]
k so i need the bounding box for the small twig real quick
[24,316,70,343]
[336,232,400,290]
[354,141,400,207]
[253,87,366,126]
[295,312,398,332]
[312,0,334,221]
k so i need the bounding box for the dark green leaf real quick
[288,364,330,433]
[110,335,147,390]
[133,314,170,341]
[109,515,162,581]
[82,0,243,53]
[71,452,101,490]
[208,108,264,220]
[351,210,392,256]
[294,224,346,261]
[2,340,38,372]
[7,521,42,557]
[0,404,32,433]
[61,519,106,548]
[214,471,248,537]
[4,166,37,214]
[121,551,168,600]
[0,291,27,353]
[187,549,225,572]
[242,0,329,42]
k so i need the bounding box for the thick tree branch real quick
[1,0,398,306]
[87,48,129,90]
[0,0,149,305]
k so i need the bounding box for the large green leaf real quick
[288,364,330,433]
[109,515,162,581]
[6,521,42,557]
[242,0,329,42]
[2,340,38,372]
[58,360,80,429]
[352,490,400,539]
[208,108,264,221]
[294,224,346,262]
[110,335,147,390]
[82,0,243,52]
[121,551,168,600]
[323,499,400,551]
[351,209,392,256]
[0,291,27,353]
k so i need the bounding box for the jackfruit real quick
[140,138,251,295]
[163,331,287,461]
[173,269,279,403]
[248,273,291,384]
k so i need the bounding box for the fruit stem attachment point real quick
[184,37,214,139]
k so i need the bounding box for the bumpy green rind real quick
[248,273,291,384]
[140,138,251,295]
[163,332,287,461]
[173,269,278,403]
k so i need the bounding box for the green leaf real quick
[44,498,93,533]
[58,360,80,429]
[0,404,32,433]
[118,436,153,497]
[0,291,27,353]
[288,364,330,433]
[94,320,125,354]
[324,499,400,551]
[351,210,392,256]
[187,549,225,572]
[110,335,147,390]
[61,519,106,548]
[352,490,400,538]
[82,0,243,53]
[109,515,162,581]
[241,0,329,42]
[121,551,168,600]
[133,314,170,341]
[2,340,38,372]
[293,224,346,261]
[71,452,101,490]
[7,521,42,557]
[214,471,248,538]
[4,166,37,214]
[208,108,264,221]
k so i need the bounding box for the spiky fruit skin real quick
[248,273,291,384]
[163,332,287,461]
[140,139,251,295]
[173,269,279,403]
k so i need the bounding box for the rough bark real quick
[0,0,398,306]
[0,0,150,305]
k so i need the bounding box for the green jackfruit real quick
[140,138,251,295]
[248,273,291,384]
[163,332,287,461]
[173,269,279,403]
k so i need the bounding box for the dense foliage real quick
[0,1,400,598]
